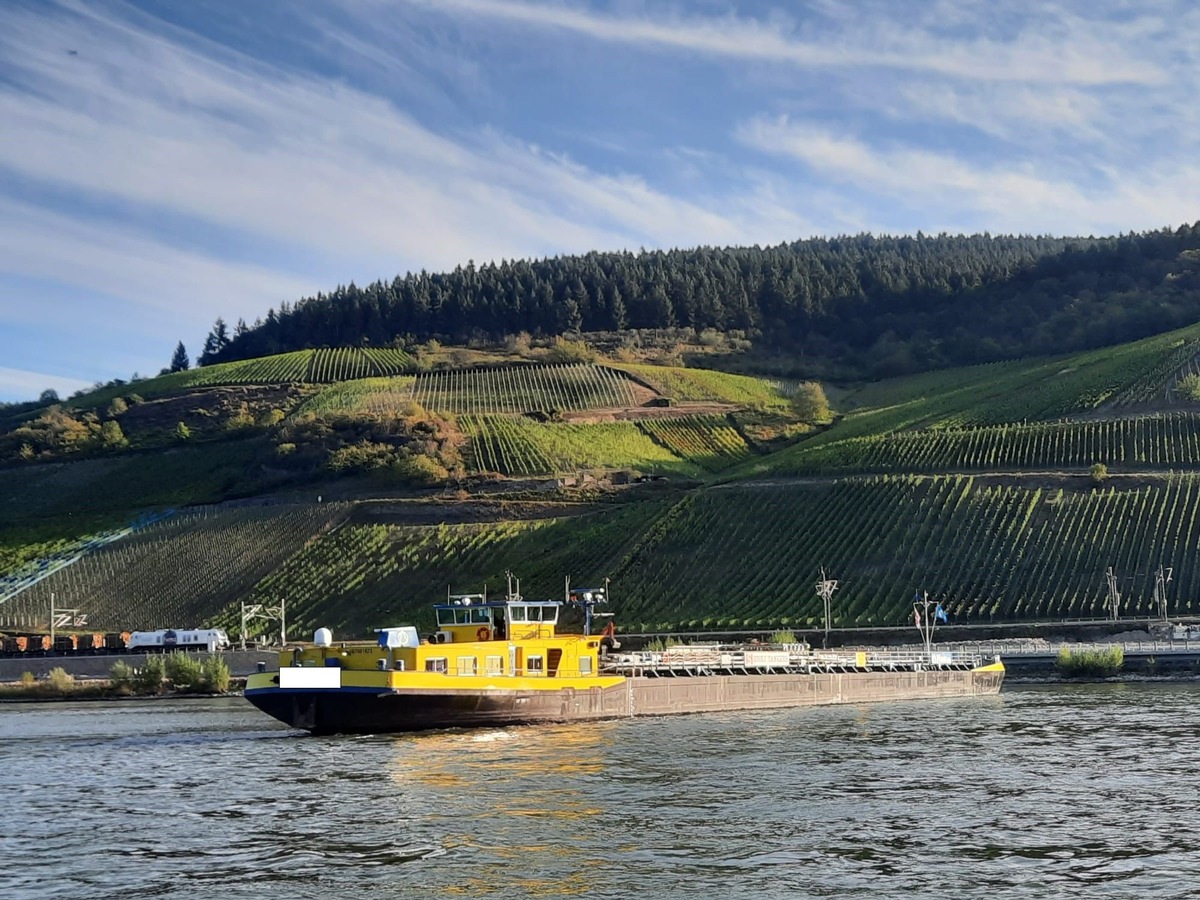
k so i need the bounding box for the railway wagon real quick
[126,629,230,653]
[0,630,132,658]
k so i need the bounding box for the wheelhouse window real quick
[425,658,448,673]
[436,607,494,627]
[457,656,477,676]
[507,604,559,624]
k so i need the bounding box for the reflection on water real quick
[4,687,1200,898]
[387,724,611,895]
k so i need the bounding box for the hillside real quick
[198,224,1200,381]
[5,320,1200,640]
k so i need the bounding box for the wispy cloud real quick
[400,0,1168,86]
[0,0,814,399]
[736,116,1200,235]
[0,366,92,402]
[2,0,1199,401]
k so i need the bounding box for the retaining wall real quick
[0,649,279,681]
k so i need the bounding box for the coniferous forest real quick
[207,225,1200,378]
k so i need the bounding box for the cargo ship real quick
[243,582,1004,735]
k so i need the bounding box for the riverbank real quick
[0,677,249,702]
[0,649,277,682]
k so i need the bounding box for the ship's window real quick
[457,656,477,676]
[526,606,542,622]
[527,655,543,673]
[425,658,448,673]
[485,655,503,675]
[510,606,527,623]
[542,606,559,624]
[436,609,454,627]
[470,608,491,624]
[579,656,593,675]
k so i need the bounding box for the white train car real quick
[126,628,230,652]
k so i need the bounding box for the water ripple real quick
[5,688,1200,898]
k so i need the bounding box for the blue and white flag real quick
[935,603,948,623]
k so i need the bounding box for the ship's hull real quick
[245,663,1005,735]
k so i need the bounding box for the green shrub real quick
[45,667,75,693]
[1178,373,1200,401]
[165,651,205,691]
[20,671,35,688]
[109,660,134,692]
[134,656,166,694]
[769,630,798,644]
[202,655,231,693]
[1056,645,1124,677]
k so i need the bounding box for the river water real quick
[2,684,1199,899]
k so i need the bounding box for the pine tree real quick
[169,342,190,373]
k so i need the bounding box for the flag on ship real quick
[913,609,920,626]
[936,603,948,623]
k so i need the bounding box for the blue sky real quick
[2,0,1198,402]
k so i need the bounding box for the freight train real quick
[0,628,230,658]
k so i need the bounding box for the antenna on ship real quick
[815,569,839,648]
[912,591,947,658]
[566,575,610,635]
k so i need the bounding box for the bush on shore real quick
[1056,645,1124,677]
[0,654,237,699]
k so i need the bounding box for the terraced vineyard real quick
[306,347,414,382]
[636,415,753,471]
[0,441,267,525]
[461,415,697,476]
[806,322,1200,453]
[615,363,791,409]
[294,376,417,418]
[73,347,415,407]
[772,414,1200,475]
[410,364,636,414]
[607,477,1200,631]
[0,503,351,630]
[211,501,670,638]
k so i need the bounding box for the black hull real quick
[246,688,579,735]
[246,667,1004,735]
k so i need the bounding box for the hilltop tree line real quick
[196,225,1200,378]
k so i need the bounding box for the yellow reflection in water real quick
[388,724,616,896]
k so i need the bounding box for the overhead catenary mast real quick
[815,569,839,647]
[1105,567,1121,621]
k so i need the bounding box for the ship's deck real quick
[600,644,989,678]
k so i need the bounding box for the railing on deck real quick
[600,643,987,676]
